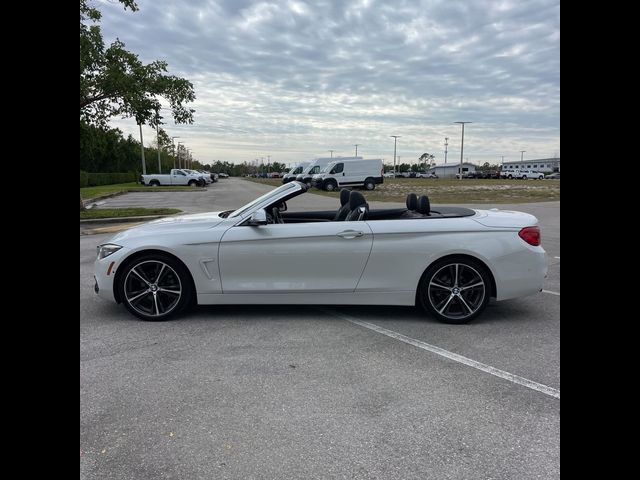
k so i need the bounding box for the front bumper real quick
[94,246,131,303]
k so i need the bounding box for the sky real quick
[97,0,560,167]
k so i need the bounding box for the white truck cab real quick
[282,162,310,183]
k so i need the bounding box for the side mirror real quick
[247,209,268,226]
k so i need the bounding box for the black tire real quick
[188,180,197,187]
[417,256,491,324]
[522,175,527,180]
[507,175,512,179]
[324,180,338,191]
[150,180,160,187]
[364,178,376,190]
[117,253,193,321]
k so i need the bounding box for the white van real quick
[281,162,310,183]
[311,158,384,191]
[296,157,363,186]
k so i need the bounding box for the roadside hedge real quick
[81,172,139,187]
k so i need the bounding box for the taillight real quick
[518,226,541,246]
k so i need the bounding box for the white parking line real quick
[542,290,560,296]
[322,309,560,400]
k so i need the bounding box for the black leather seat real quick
[406,193,418,212]
[345,191,369,221]
[333,188,352,221]
[416,195,430,215]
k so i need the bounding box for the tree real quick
[80,0,196,127]
[419,152,435,169]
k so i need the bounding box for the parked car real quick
[383,171,396,178]
[455,172,476,179]
[415,171,438,178]
[184,169,212,184]
[311,158,384,191]
[94,181,547,324]
[500,169,544,180]
[545,172,560,179]
[297,157,362,186]
[139,169,204,187]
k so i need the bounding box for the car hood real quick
[108,212,227,242]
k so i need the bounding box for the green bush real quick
[80,170,89,188]
[86,172,138,186]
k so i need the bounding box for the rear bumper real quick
[493,247,548,301]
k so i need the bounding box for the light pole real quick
[390,135,401,174]
[138,123,147,175]
[171,136,180,169]
[354,144,360,157]
[155,119,162,174]
[444,137,449,165]
[177,142,184,169]
[328,150,334,158]
[520,150,526,162]
[454,122,471,179]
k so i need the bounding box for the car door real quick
[218,220,373,293]
[331,162,345,187]
[172,170,187,185]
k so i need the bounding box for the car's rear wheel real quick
[522,175,527,180]
[150,180,160,187]
[364,178,376,190]
[188,180,197,187]
[117,253,193,321]
[418,257,491,324]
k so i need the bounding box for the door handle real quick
[336,230,364,239]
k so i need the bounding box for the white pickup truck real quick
[140,169,204,186]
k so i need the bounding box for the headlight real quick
[96,244,122,259]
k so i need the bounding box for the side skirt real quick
[197,291,416,306]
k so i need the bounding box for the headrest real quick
[406,193,418,210]
[417,195,430,214]
[349,191,366,210]
[340,188,350,206]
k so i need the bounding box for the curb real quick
[80,214,176,225]
[82,187,208,206]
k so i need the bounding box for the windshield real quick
[291,166,302,174]
[229,182,299,218]
[321,162,336,173]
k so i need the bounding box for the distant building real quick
[502,157,560,173]
[428,162,477,178]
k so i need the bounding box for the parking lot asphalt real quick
[80,178,559,479]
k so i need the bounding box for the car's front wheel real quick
[418,257,491,324]
[117,253,193,321]
[324,180,338,191]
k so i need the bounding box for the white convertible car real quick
[94,182,547,324]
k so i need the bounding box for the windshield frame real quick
[320,161,337,173]
[228,182,303,218]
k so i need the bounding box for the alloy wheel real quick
[427,263,486,321]
[123,260,183,318]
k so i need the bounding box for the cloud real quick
[98,0,559,165]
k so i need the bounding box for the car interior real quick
[264,186,476,224]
